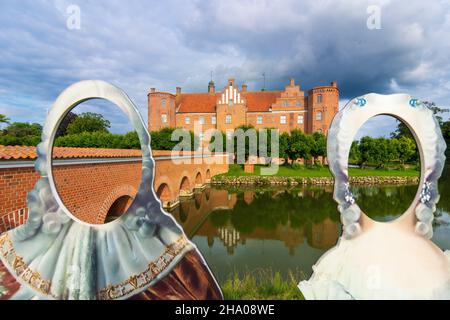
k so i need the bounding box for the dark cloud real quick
[0,0,449,136]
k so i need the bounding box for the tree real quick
[359,136,390,168]
[279,132,290,164]
[442,120,450,141]
[396,136,417,165]
[287,130,311,164]
[0,114,10,125]
[150,127,198,151]
[56,112,78,137]
[349,140,361,165]
[310,132,327,164]
[66,112,111,135]
[3,122,42,137]
[391,101,449,139]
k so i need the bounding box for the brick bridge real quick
[0,145,228,230]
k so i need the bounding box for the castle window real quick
[162,99,167,107]
[212,116,217,125]
[283,100,288,107]
[226,115,232,124]
[296,100,301,107]
[297,115,304,124]
[280,115,287,124]
[316,112,322,121]
[257,116,263,125]
[185,117,190,124]
[317,94,323,103]
[199,116,205,125]
[161,114,167,123]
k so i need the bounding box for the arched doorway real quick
[105,195,133,223]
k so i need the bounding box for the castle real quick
[148,78,339,137]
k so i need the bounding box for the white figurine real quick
[299,93,450,299]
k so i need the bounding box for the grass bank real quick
[221,268,305,300]
[220,164,419,178]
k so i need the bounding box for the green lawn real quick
[219,164,420,178]
[221,269,305,300]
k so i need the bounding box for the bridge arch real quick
[179,175,193,198]
[195,172,203,188]
[99,184,138,224]
[156,183,172,208]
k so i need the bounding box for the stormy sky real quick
[0,0,449,137]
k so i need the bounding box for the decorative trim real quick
[97,236,189,300]
[0,233,53,297]
[0,232,190,300]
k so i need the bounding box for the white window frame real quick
[161,114,167,123]
[185,116,190,124]
[316,112,322,121]
[280,115,287,124]
[317,94,323,103]
[199,116,205,125]
[212,116,217,125]
[226,115,232,124]
[297,115,304,124]
[257,116,263,125]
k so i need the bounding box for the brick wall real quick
[0,153,229,231]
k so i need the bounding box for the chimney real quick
[150,88,156,93]
[176,87,181,95]
[331,81,337,88]
[228,78,235,87]
[242,84,248,93]
[208,81,215,94]
[290,78,295,86]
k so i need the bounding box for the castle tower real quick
[147,88,177,131]
[307,81,339,135]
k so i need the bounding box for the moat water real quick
[170,166,450,284]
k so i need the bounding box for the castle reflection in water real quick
[167,170,450,280]
[169,186,341,256]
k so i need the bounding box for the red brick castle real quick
[148,78,339,135]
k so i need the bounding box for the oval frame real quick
[327,93,446,239]
[37,80,157,227]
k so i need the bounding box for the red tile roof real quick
[0,145,142,160]
[176,91,281,113]
[242,91,281,112]
[177,93,220,113]
[0,146,212,160]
